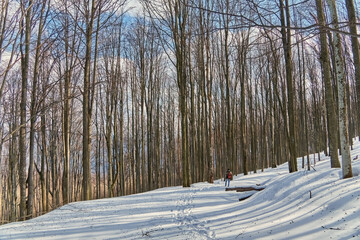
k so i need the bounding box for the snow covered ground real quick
[1,143,360,240]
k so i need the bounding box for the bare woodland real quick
[0,0,359,223]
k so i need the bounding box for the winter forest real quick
[0,0,359,224]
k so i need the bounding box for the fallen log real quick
[225,186,265,192]
[238,195,252,201]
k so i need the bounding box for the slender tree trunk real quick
[119,89,125,196]
[19,0,32,220]
[315,0,341,168]
[171,0,191,187]
[344,0,360,139]
[106,86,113,197]
[62,2,72,205]
[279,0,297,173]
[140,47,146,191]
[201,6,214,182]
[82,0,98,200]
[40,102,47,213]
[326,0,352,178]
[206,45,214,183]
[28,0,48,218]
[237,32,250,175]
[9,110,17,221]
[147,100,153,191]
[221,2,234,173]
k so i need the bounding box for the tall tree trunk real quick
[40,102,47,213]
[82,0,97,200]
[206,51,214,184]
[9,107,18,221]
[50,107,59,208]
[147,98,153,191]
[345,0,360,139]
[62,0,73,205]
[204,5,214,183]
[279,0,297,173]
[221,1,235,173]
[171,0,191,187]
[106,85,113,197]
[326,0,352,178]
[28,0,48,217]
[315,0,340,168]
[119,89,125,196]
[237,32,249,175]
[19,0,32,220]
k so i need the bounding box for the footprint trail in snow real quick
[173,186,216,239]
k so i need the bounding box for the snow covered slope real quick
[1,143,360,239]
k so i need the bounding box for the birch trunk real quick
[326,0,352,178]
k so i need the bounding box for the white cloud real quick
[126,0,143,16]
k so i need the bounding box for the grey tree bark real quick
[326,0,352,178]
[82,0,97,200]
[279,0,297,173]
[315,0,340,168]
[19,0,32,220]
[345,0,360,139]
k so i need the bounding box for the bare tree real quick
[345,0,360,138]
[19,0,32,220]
[279,0,297,173]
[315,0,340,168]
[28,0,50,218]
[0,1,22,102]
[59,0,81,205]
[326,0,352,178]
[142,0,192,187]
[80,0,126,200]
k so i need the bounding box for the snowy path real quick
[173,186,216,239]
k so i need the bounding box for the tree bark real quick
[315,0,340,168]
[19,0,32,220]
[82,0,97,201]
[345,0,360,139]
[326,0,352,178]
[279,0,297,173]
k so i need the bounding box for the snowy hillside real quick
[1,143,360,239]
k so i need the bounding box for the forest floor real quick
[1,142,360,239]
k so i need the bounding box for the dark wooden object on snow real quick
[225,186,265,201]
[225,186,265,192]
